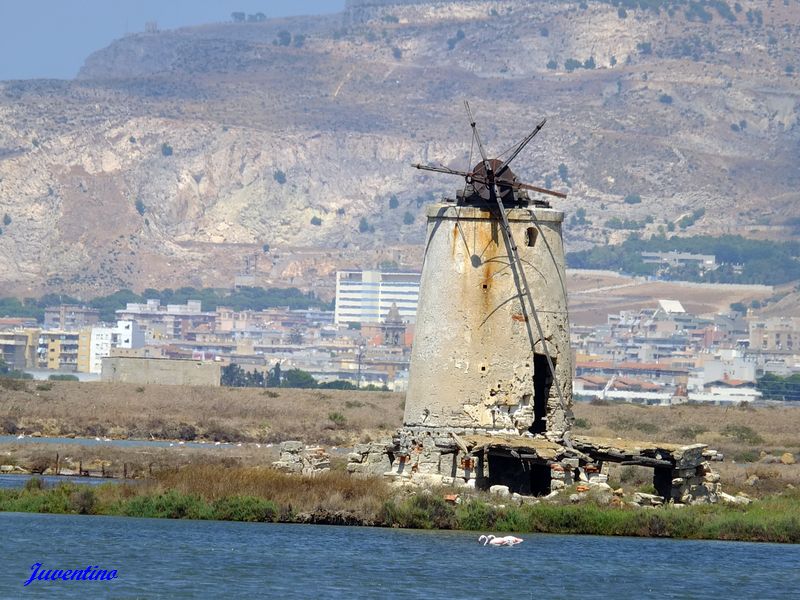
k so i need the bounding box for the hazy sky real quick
[0,1,346,80]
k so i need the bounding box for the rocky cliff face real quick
[0,0,797,297]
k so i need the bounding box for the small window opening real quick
[525,227,538,247]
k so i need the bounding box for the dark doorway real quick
[529,463,552,496]
[653,467,673,500]
[530,353,554,434]
[486,454,551,496]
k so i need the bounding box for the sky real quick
[0,1,346,80]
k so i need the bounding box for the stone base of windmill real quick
[346,427,729,505]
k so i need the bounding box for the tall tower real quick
[348,107,577,494]
[404,200,573,436]
[405,105,573,439]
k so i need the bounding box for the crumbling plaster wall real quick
[404,203,573,434]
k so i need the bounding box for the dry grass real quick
[3,380,800,496]
[149,464,391,517]
[0,380,404,444]
[574,402,800,454]
[0,441,281,479]
[574,401,800,495]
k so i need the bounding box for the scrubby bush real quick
[49,374,78,381]
[70,488,96,514]
[721,424,764,445]
[1,417,18,434]
[211,496,278,522]
[328,412,347,427]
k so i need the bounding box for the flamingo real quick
[478,534,523,547]
[499,535,524,545]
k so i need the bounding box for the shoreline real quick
[1,467,798,544]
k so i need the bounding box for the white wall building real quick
[88,321,145,374]
[334,270,420,325]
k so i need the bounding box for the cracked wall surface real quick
[404,203,573,435]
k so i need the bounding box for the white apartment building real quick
[82,320,145,374]
[334,270,420,325]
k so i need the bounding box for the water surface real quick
[0,474,134,489]
[1,512,798,598]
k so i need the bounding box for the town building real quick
[0,329,40,370]
[43,305,100,330]
[101,356,221,386]
[38,331,81,371]
[334,270,419,325]
[116,299,216,340]
[749,316,800,352]
[640,251,717,272]
[77,321,146,374]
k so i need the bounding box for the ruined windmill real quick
[404,101,574,439]
[349,105,723,502]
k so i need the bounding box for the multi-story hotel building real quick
[334,270,420,325]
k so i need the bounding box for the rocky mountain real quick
[0,0,798,298]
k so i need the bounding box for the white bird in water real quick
[16,433,25,439]
[479,534,523,547]
[178,441,185,445]
[215,441,221,446]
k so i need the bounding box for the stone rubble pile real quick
[669,461,720,504]
[341,427,752,507]
[272,441,330,475]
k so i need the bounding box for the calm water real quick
[1,513,798,599]
[0,474,135,489]
[0,435,243,450]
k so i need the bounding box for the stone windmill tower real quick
[348,105,576,493]
[349,106,720,502]
[405,103,573,439]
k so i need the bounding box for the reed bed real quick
[1,468,798,543]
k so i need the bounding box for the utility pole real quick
[356,340,366,388]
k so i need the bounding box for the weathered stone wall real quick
[404,203,573,435]
[273,441,331,476]
[100,357,221,386]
